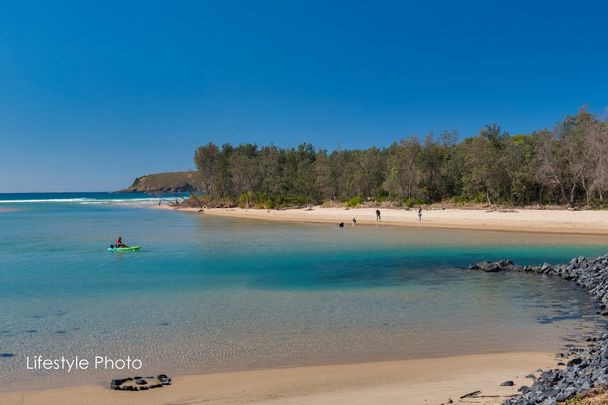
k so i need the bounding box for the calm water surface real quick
[1,194,607,388]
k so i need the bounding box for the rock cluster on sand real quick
[111,374,172,391]
[470,255,608,404]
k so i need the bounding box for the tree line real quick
[193,109,608,208]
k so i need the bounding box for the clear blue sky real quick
[1,0,607,192]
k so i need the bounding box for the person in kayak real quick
[115,237,128,248]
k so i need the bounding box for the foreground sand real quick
[168,206,608,235]
[0,352,557,405]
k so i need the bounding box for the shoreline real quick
[159,205,608,236]
[0,351,558,404]
[473,256,608,404]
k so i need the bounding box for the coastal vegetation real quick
[192,108,608,208]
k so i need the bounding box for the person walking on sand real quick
[418,207,422,222]
[376,209,381,222]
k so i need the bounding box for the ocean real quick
[0,192,607,389]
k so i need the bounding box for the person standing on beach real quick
[376,209,381,222]
[352,217,357,225]
[418,207,422,222]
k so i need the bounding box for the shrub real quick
[346,196,362,208]
[374,192,390,203]
[238,192,258,208]
[238,193,248,208]
[403,197,425,208]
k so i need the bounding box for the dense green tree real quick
[193,109,608,208]
[194,143,222,199]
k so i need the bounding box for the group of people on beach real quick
[374,208,423,222]
[342,207,423,228]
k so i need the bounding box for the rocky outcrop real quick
[111,374,171,391]
[121,171,200,193]
[470,255,608,404]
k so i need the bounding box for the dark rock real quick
[498,259,514,268]
[158,374,172,385]
[563,386,577,400]
[540,370,559,382]
[111,379,125,389]
[501,380,515,386]
[112,374,170,392]
[477,261,501,272]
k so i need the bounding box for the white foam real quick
[0,197,164,205]
[0,198,92,204]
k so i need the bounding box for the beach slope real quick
[0,352,557,405]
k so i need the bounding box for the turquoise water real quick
[1,194,608,389]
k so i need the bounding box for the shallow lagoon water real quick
[1,196,607,388]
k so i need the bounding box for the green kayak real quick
[107,246,141,252]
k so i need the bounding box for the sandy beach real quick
[0,352,557,405]
[165,206,608,235]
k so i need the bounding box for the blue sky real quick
[1,0,607,192]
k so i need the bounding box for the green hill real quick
[121,171,200,193]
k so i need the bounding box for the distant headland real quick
[121,171,200,193]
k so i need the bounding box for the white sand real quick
[167,206,608,235]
